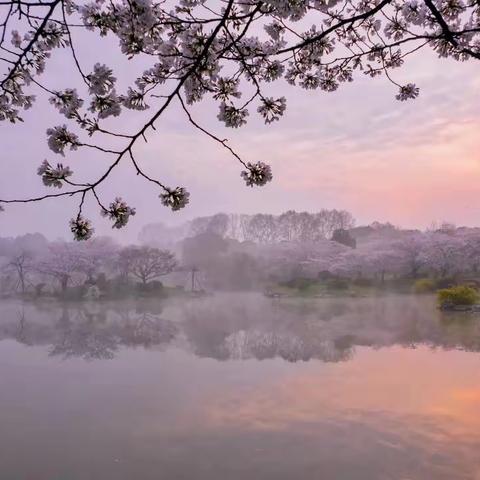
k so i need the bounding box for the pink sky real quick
[1,39,479,241]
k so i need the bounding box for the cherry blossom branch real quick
[1,0,480,240]
[423,0,480,60]
[274,0,395,56]
[0,0,62,89]
[177,92,248,168]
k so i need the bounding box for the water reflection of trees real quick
[0,305,178,360]
[177,295,480,363]
[1,295,480,361]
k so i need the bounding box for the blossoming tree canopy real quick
[1,0,479,240]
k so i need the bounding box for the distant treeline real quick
[139,210,355,245]
[1,211,480,297]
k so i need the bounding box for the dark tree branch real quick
[423,0,480,60]
[1,0,62,89]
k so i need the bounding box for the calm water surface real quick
[1,294,480,480]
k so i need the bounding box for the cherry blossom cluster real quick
[241,162,274,187]
[101,197,137,229]
[70,215,94,241]
[46,125,80,155]
[159,187,191,211]
[37,160,73,188]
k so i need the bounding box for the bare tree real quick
[35,242,86,292]
[188,213,230,238]
[238,210,355,243]
[5,252,32,293]
[121,246,177,285]
[244,214,279,244]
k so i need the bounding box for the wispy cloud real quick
[1,46,479,239]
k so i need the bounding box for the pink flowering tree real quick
[330,238,405,280]
[420,231,468,278]
[330,249,367,278]
[363,243,405,282]
[395,233,429,278]
[457,228,480,273]
[76,236,120,281]
[1,0,479,238]
[258,238,348,279]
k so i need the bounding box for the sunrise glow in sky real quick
[2,39,479,241]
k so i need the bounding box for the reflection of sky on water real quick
[1,294,480,479]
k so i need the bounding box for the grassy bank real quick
[265,276,480,299]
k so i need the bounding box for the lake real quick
[1,294,479,480]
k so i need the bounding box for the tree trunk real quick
[15,264,25,294]
[60,274,69,293]
[19,271,25,294]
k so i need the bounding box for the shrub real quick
[437,285,479,306]
[413,278,436,294]
[352,277,374,287]
[325,278,350,291]
[136,280,165,297]
[281,278,317,291]
[386,277,413,292]
[60,285,87,300]
[435,277,457,289]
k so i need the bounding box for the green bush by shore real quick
[437,285,479,307]
[413,278,436,294]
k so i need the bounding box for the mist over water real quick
[1,293,480,480]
